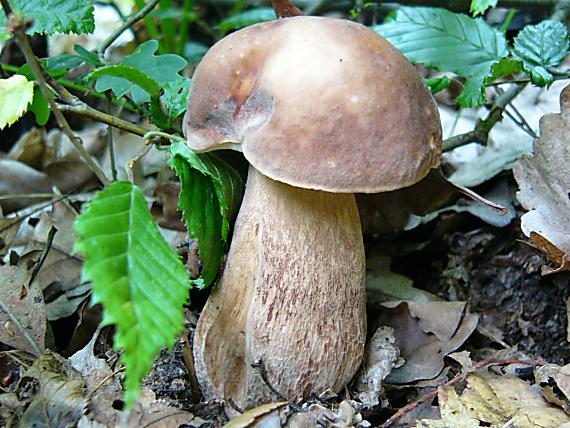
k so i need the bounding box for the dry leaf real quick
[375,301,478,383]
[418,371,570,427]
[19,351,88,427]
[0,263,46,355]
[514,84,570,274]
[534,363,570,413]
[224,402,287,427]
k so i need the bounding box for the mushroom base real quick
[193,165,366,412]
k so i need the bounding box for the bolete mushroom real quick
[183,16,441,411]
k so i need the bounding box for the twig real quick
[251,357,302,412]
[442,83,527,152]
[143,130,186,144]
[251,357,288,402]
[181,331,202,404]
[98,0,161,60]
[89,366,125,399]
[381,358,545,428]
[0,4,110,186]
[0,193,59,200]
[57,103,150,137]
[105,95,118,181]
[28,226,57,288]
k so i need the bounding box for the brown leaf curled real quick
[514,84,570,274]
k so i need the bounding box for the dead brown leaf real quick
[513,84,570,274]
[0,263,46,355]
[374,301,478,384]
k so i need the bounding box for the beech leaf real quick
[513,85,570,274]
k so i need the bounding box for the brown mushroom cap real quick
[183,16,442,193]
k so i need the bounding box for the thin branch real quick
[442,83,527,152]
[381,358,545,428]
[57,103,150,137]
[1,5,110,185]
[98,0,161,60]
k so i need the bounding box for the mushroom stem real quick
[193,165,366,411]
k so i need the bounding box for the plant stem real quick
[143,130,186,144]
[134,0,162,49]
[105,95,118,181]
[1,2,110,185]
[442,83,527,152]
[500,9,517,32]
[57,103,150,137]
[98,0,161,60]
[178,0,194,56]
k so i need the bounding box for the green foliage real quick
[89,65,162,98]
[488,57,523,82]
[29,87,49,126]
[161,79,192,126]
[513,20,569,87]
[168,142,243,288]
[73,181,190,408]
[44,54,85,73]
[373,7,507,107]
[470,0,498,16]
[216,8,276,34]
[94,40,187,105]
[425,76,452,95]
[0,75,34,130]
[0,0,95,37]
[74,45,103,67]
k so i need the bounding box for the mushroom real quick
[183,16,441,411]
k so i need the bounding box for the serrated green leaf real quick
[0,75,34,130]
[0,0,95,37]
[73,181,190,408]
[216,8,276,34]
[470,0,498,16]
[487,57,523,82]
[425,76,451,94]
[513,20,569,87]
[168,142,243,288]
[89,65,162,97]
[373,7,508,107]
[161,79,192,124]
[95,40,187,105]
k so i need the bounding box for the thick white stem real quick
[193,165,366,411]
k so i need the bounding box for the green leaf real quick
[89,65,162,97]
[161,79,192,124]
[513,20,569,87]
[73,181,190,407]
[216,8,276,34]
[373,7,508,107]
[184,41,209,64]
[470,0,498,16]
[487,57,523,82]
[0,0,95,37]
[74,45,103,67]
[424,76,451,94]
[95,40,187,105]
[30,86,50,126]
[45,54,85,72]
[0,75,34,130]
[168,142,243,288]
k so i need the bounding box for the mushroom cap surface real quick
[183,16,442,193]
